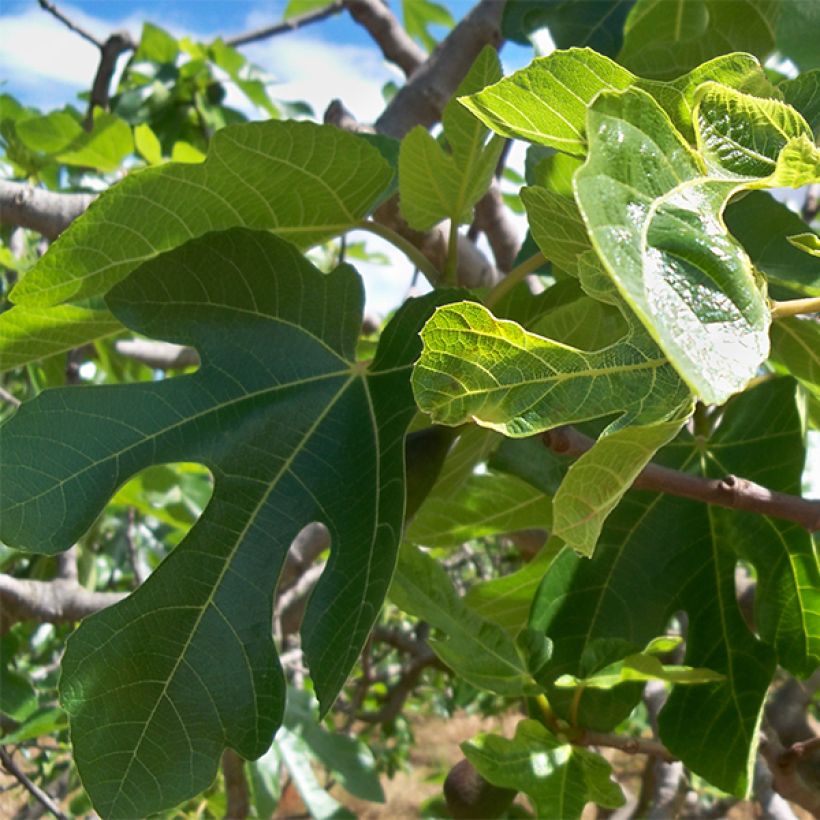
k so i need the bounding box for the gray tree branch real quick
[345,0,426,76]
[0,573,126,633]
[225,1,345,48]
[375,0,503,139]
[0,180,95,240]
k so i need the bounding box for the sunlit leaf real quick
[464,719,624,819]
[12,121,391,306]
[399,47,504,230]
[0,304,122,371]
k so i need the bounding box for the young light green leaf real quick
[134,122,163,165]
[412,300,690,436]
[0,304,122,371]
[694,82,815,179]
[390,543,542,696]
[12,120,392,306]
[459,48,772,155]
[788,233,820,258]
[276,728,355,820]
[463,720,624,820]
[0,229,448,818]
[555,636,725,689]
[529,379,814,795]
[406,471,552,547]
[574,87,776,404]
[399,47,505,230]
[618,0,777,80]
[56,110,134,172]
[552,414,689,555]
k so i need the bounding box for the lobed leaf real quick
[573,87,777,404]
[463,719,624,819]
[412,300,690,436]
[528,378,814,794]
[12,120,392,306]
[459,48,772,156]
[0,228,448,818]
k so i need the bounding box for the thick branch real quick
[221,749,250,820]
[85,32,135,126]
[375,0,503,139]
[225,1,345,48]
[544,426,820,532]
[0,574,125,632]
[0,180,95,240]
[345,0,426,77]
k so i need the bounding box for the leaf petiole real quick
[770,296,820,319]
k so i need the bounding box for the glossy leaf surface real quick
[574,87,777,404]
[0,229,444,817]
[459,48,770,155]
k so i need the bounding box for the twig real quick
[345,0,426,77]
[771,296,820,319]
[0,385,21,408]
[543,426,820,532]
[759,728,820,816]
[0,746,69,820]
[358,218,445,284]
[85,32,135,128]
[802,183,819,223]
[576,730,677,762]
[0,180,95,240]
[38,0,102,48]
[225,1,345,48]
[485,251,546,307]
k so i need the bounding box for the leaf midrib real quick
[107,371,357,814]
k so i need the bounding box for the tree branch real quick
[543,426,820,532]
[0,180,95,240]
[0,747,69,820]
[85,32,135,128]
[0,574,126,633]
[576,729,677,762]
[38,0,103,48]
[375,0,503,139]
[224,1,345,48]
[345,0,426,77]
